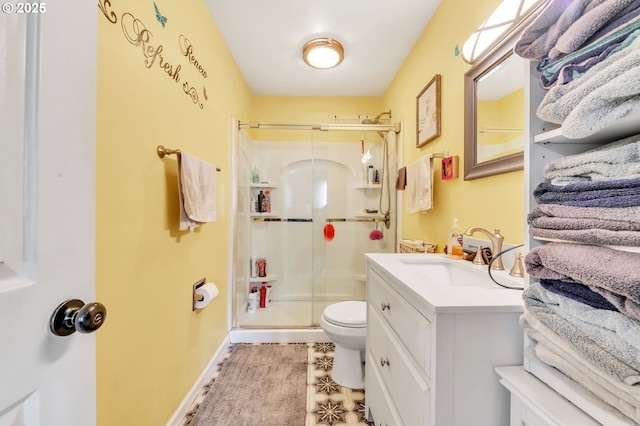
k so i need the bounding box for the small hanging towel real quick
[406,155,433,213]
[177,152,217,232]
[396,166,407,190]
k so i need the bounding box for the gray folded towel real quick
[533,177,640,207]
[515,0,609,60]
[562,58,640,139]
[543,134,640,184]
[534,342,640,424]
[522,312,640,389]
[528,204,640,245]
[523,285,640,385]
[537,30,640,125]
[550,0,640,58]
[528,204,640,231]
[525,242,640,304]
[531,227,640,246]
[535,283,640,360]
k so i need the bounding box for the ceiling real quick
[204,0,442,97]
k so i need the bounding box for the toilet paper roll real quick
[194,282,219,309]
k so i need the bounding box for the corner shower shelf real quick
[353,183,382,189]
[250,274,278,283]
[250,212,280,218]
[352,212,384,218]
[249,183,279,189]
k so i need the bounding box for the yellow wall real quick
[383,0,525,249]
[96,0,251,424]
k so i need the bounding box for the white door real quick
[0,1,99,425]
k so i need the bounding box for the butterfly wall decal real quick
[154,2,167,28]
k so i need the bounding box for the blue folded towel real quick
[533,176,640,207]
[538,17,640,88]
[541,279,618,311]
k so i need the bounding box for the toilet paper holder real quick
[192,278,206,311]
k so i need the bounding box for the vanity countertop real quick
[366,253,525,314]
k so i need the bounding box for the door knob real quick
[49,299,107,336]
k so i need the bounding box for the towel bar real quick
[157,145,221,171]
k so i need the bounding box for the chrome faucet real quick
[463,227,505,270]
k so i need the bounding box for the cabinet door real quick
[368,269,432,379]
[368,307,430,426]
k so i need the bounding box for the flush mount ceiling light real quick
[303,38,344,69]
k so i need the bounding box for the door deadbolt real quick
[50,299,107,336]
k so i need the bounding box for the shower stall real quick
[231,117,402,330]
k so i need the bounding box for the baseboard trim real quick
[166,334,231,426]
[229,328,330,343]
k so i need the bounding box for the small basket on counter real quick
[399,239,436,254]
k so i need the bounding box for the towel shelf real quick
[157,145,221,171]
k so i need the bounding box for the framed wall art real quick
[416,74,441,148]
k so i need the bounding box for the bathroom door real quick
[0,3,98,425]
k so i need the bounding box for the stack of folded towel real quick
[514,18,640,416]
[515,0,640,138]
[523,142,640,422]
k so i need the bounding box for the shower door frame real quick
[229,119,404,331]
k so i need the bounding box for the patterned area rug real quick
[183,343,372,426]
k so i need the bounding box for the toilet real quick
[320,301,367,389]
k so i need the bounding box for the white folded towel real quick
[177,152,217,232]
[406,155,433,213]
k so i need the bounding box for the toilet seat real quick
[322,301,366,328]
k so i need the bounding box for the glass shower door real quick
[310,129,397,325]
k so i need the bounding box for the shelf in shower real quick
[250,212,280,219]
[352,212,384,218]
[250,274,278,283]
[352,183,382,189]
[248,183,279,189]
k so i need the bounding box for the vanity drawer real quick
[368,269,431,378]
[365,352,404,426]
[368,307,430,426]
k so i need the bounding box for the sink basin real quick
[399,258,494,287]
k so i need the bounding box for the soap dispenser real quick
[448,218,464,260]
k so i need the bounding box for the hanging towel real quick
[406,155,433,213]
[396,166,406,190]
[177,152,217,232]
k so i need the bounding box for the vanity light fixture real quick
[302,38,344,69]
[462,0,545,64]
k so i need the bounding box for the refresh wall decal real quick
[98,0,208,109]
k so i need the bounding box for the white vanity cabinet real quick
[365,256,525,426]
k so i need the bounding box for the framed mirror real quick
[464,26,527,180]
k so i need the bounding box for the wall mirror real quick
[464,27,526,180]
[462,0,546,180]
